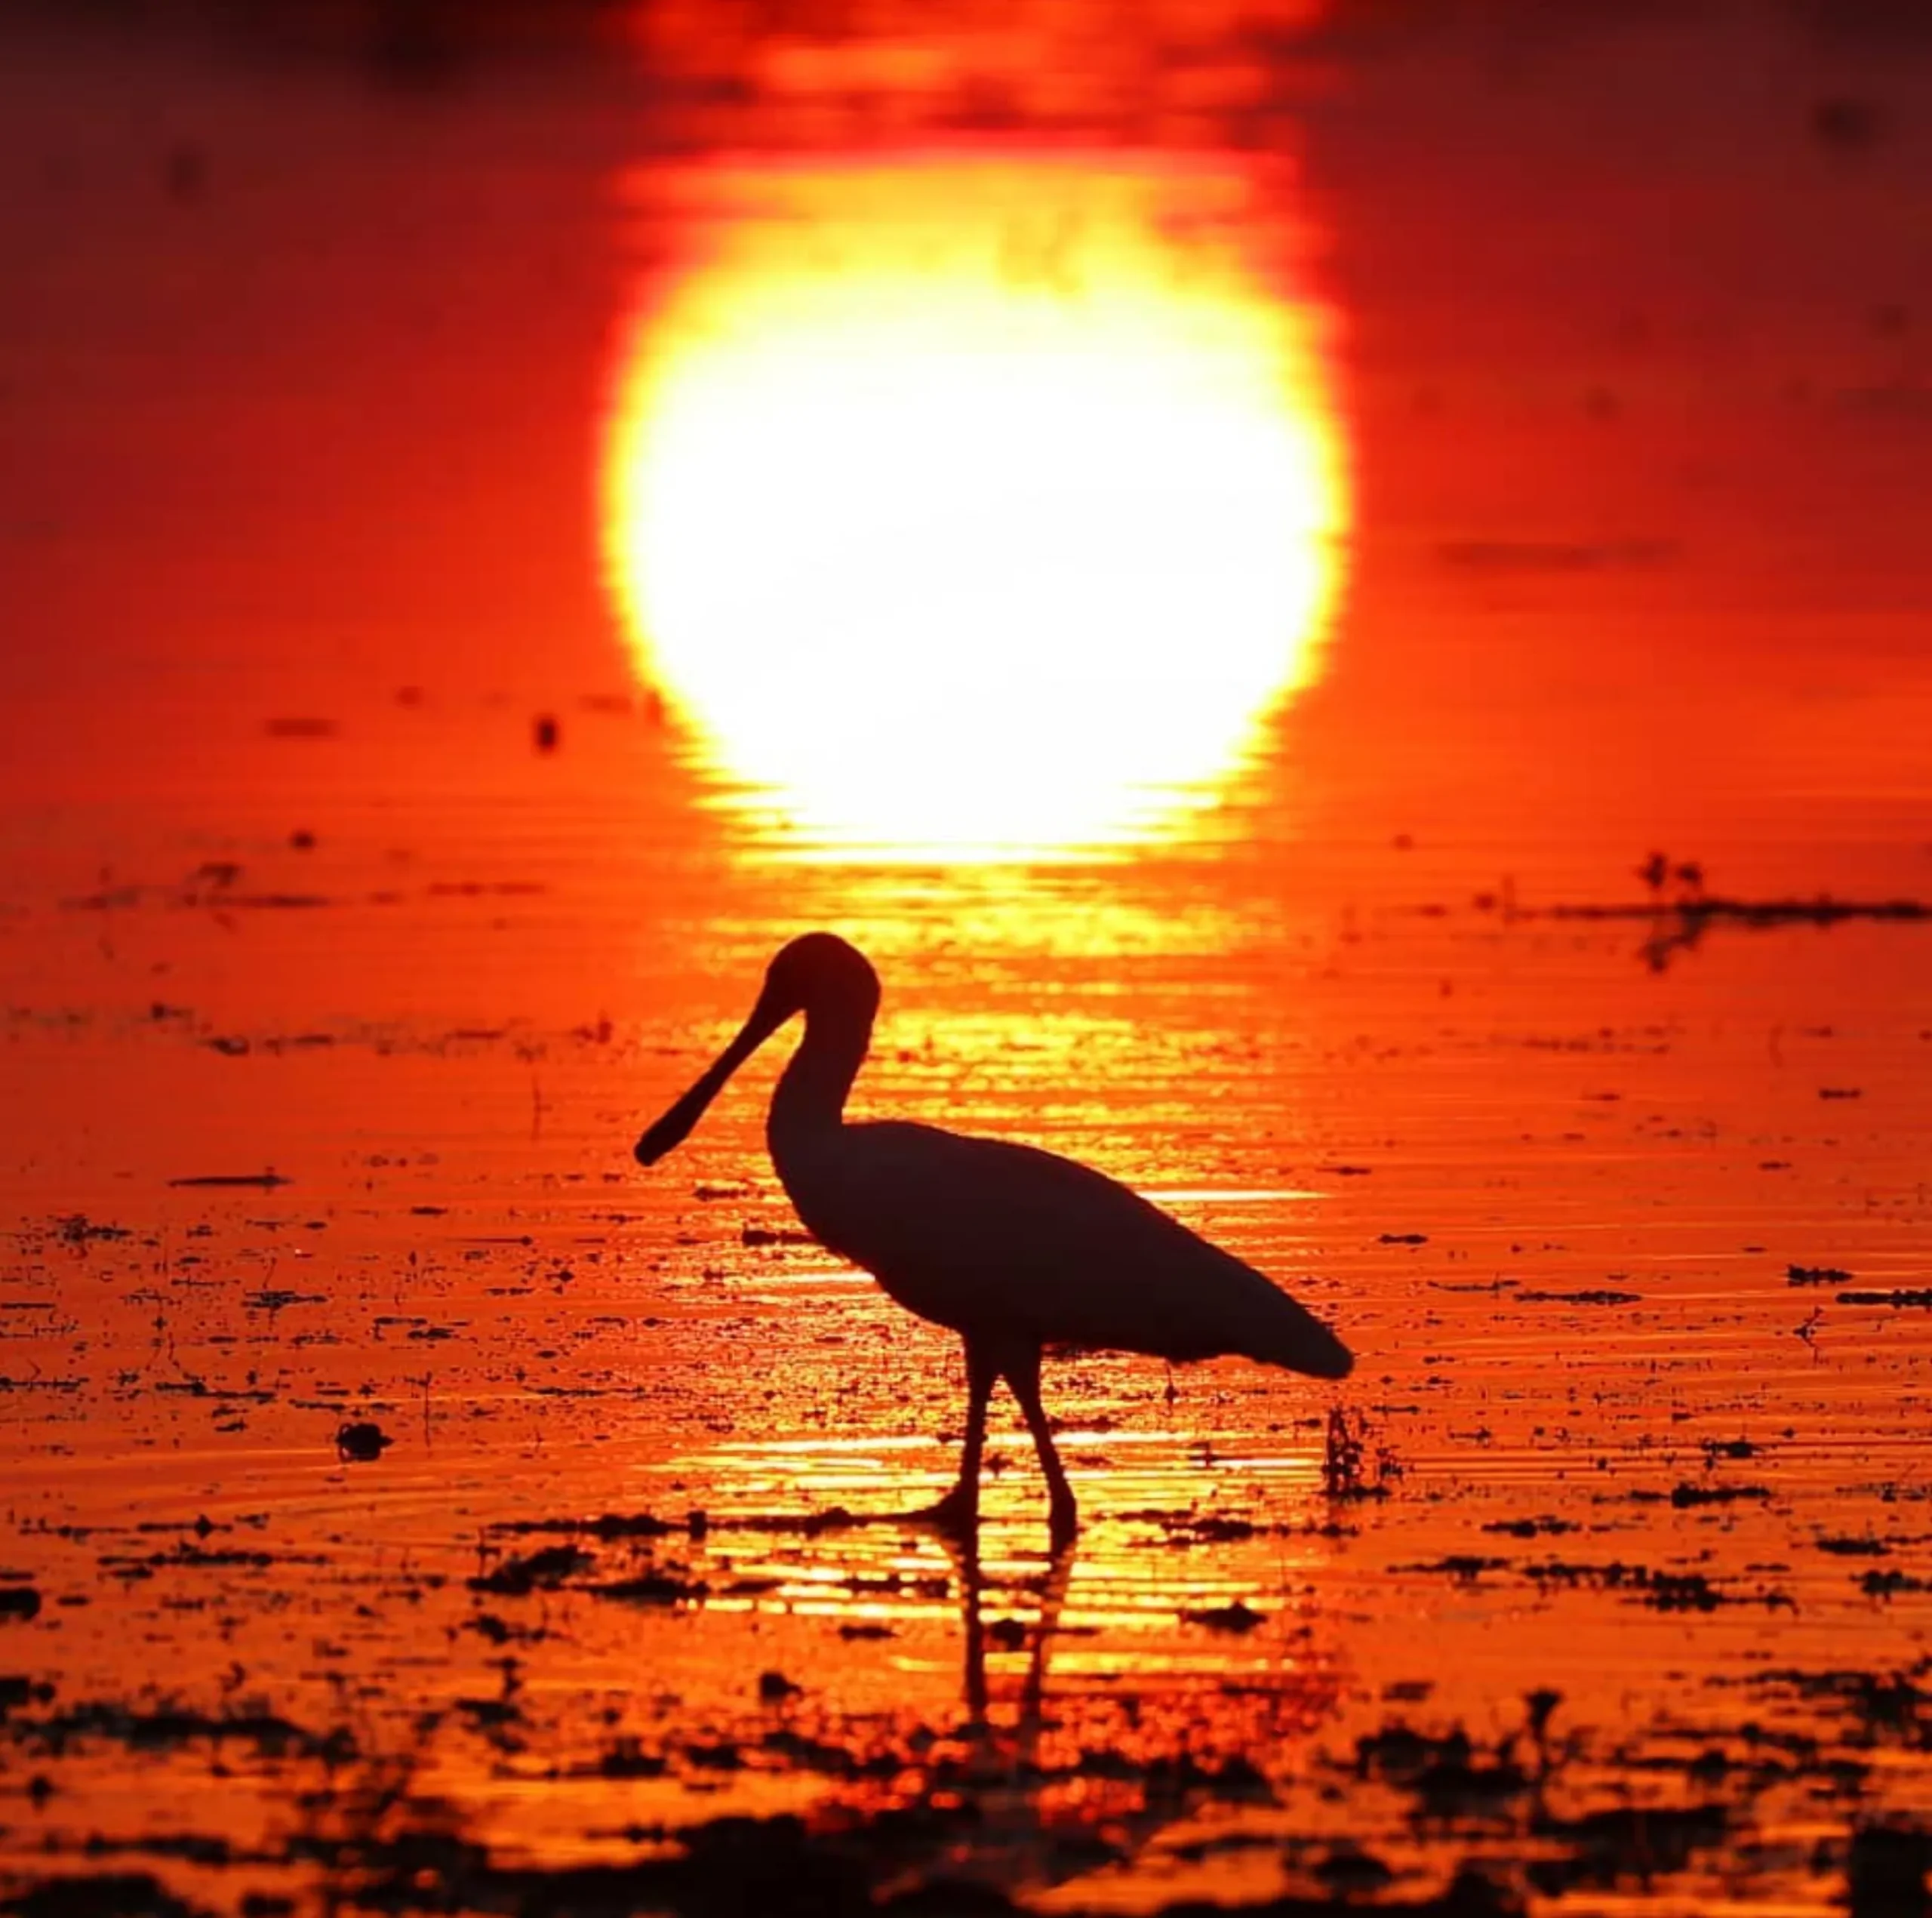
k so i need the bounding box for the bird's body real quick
[779,1117,1333,1365]
[636,933,1352,1544]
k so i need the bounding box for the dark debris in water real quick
[1119,1507,1263,1544]
[1395,1556,1512,1583]
[1515,1288,1643,1306]
[55,1215,131,1245]
[1641,1482,1774,1509]
[250,1807,1535,1918]
[1848,1821,1932,1918]
[1702,1436,1758,1461]
[1524,1803,1729,1897]
[1323,1406,1400,1501]
[1481,1516,1578,1539]
[741,1224,815,1247]
[7,1700,346,1763]
[165,1172,292,1191]
[595,1570,711,1606]
[494,1511,680,1541]
[1537,891,1931,929]
[1352,1719,1543,1826]
[334,1421,391,1463]
[1745,1664,1932,1739]
[469,1546,590,1597]
[1181,1599,1267,1634]
[1860,1569,1932,1599]
[1524,1559,1793,1611]
[0,1678,54,1714]
[0,1873,214,1918]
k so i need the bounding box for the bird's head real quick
[758,931,881,1031]
[632,933,879,1167]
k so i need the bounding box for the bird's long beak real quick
[633,987,792,1166]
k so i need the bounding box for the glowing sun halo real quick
[602,158,1346,857]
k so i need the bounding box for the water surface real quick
[4,5,1932,1913]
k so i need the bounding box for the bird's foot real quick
[918,1486,978,1537]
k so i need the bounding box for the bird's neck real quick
[768,1005,869,1160]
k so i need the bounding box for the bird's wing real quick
[793,1121,1348,1375]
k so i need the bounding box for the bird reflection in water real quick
[635,934,1352,1546]
[949,1533,1075,1731]
[899,1529,1342,1898]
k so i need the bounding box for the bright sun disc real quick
[602,156,1346,859]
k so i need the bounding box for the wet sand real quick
[5,5,1932,1914]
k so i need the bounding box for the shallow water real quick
[5,5,1932,1914]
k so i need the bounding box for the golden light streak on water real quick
[602,154,1346,860]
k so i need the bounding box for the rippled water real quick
[5,5,1932,1914]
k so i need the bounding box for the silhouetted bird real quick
[1637,851,1670,894]
[634,934,1352,1544]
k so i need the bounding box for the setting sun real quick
[602,156,1346,857]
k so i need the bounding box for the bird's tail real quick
[1246,1292,1353,1380]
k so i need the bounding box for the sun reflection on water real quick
[602,154,1346,860]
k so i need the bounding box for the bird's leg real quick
[924,1337,996,1535]
[1004,1343,1078,1549]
